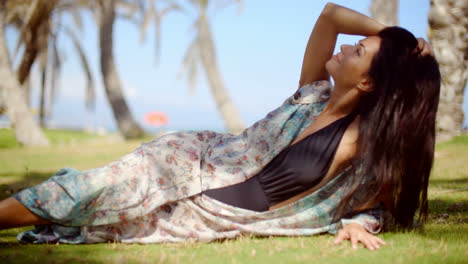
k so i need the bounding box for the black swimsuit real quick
[203,112,356,212]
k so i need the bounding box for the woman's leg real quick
[0,197,50,230]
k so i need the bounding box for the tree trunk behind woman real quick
[370,0,399,26]
[428,0,467,141]
[97,0,145,139]
[198,17,245,135]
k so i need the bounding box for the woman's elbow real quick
[321,2,337,18]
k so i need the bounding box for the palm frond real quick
[178,36,201,94]
[16,0,58,84]
[153,3,184,65]
[5,1,29,28]
[115,0,140,24]
[64,26,95,110]
[116,0,139,14]
[48,31,62,108]
[38,46,49,124]
[139,1,184,65]
[215,0,243,14]
[12,0,41,60]
[69,8,84,31]
[139,0,156,42]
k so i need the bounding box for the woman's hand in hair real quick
[334,222,386,250]
[416,38,434,57]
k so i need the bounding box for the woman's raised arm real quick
[298,3,386,87]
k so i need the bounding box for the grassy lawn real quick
[0,128,467,263]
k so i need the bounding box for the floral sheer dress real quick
[14,80,383,244]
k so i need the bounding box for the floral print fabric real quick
[14,81,383,244]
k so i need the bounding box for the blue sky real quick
[11,0,468,133]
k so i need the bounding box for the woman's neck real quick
[322,84,361,117]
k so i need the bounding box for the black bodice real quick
[203,112,356,212]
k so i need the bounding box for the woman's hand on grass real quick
[334,222,386,250]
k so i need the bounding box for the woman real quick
[0,3,439,250]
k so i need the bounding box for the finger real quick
[368,237,380,250]
[417,38,426,50]
[421,45,431,56]
[372,235,388,250]
[417,38,424,47]
[415,38,432,56]
[362,237,376,250]
[361,234,383,249]
[334,230,349,245]
[375,236,387,246]
[362,234,379,251]
[420,41,434,56]
[350,234,359,249]
[426,42,434,56]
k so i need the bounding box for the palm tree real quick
[5,0,96,129]
[184,1,245,134]
[91,0,145,139]
[0,0,49,146]
[14,0,145,138]
[370,0,399,26]
[3,0,145,141]
[141,0,245,134]
[52,0,144,138]
[428,0,467,141]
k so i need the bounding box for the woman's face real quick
[326,36,382,89]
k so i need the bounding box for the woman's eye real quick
[355,44,361,56]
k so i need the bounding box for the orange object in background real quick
[144,111,169,127]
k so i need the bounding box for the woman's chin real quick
[325,61,333,74]
[325,63,337,79]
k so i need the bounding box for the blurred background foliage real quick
[0,0,466,147]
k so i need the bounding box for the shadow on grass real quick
[428,198,468,225]
[429,178,468,189]
[0,171,56,200]
[429,198,468,213]
[419,224,468,242]
[0,242,113,264]
[0,229,18,238]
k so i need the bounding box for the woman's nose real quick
[340,44,351,53]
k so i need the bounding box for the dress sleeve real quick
[338,207,384,234]
[289,80,332,105]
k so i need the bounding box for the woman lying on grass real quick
[0,3,440,250]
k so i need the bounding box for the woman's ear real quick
[357,77,373,92]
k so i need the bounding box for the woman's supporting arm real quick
[298,2,386,87]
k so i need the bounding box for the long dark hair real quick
[337,27,441,229]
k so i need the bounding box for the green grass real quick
[0,128,109,149]
[0,129,467,263]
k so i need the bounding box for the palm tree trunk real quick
[198,17,245,134]
[0,4,49,146]
[370,0,399,26]
[97,0,144,139]
[428,0,467,141]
